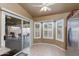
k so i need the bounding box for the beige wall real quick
[0,3,33,19]
[0,3,70,49]
[33,12,70,50]
[33,12,69,21]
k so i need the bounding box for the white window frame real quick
[34,22,41,39]
[43,22,54,39]
[55,19,64,42]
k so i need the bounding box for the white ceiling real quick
[19,3,79,17]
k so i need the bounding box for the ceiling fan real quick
[32,3,55,12]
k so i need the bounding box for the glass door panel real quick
[68,19,79,48]
[5,15,22,52]
[23,21,30,49]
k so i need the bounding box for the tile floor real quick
[30,43,65,56]
[65,47,79,56]
[30,43,79,56]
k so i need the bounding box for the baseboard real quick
[32,43,65,51]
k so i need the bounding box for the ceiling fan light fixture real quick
[40,6,51,12]
[32,3,55,12]
[40,6,48,12]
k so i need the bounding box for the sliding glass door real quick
[5,15,22,52]
[2,11,32,55]
[22,20,31,49]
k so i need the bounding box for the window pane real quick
[34,22,41,39]
[43,22,54,39]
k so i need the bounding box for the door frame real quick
[0,8,33,50]
[67,18,79,49]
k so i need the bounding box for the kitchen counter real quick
[0,47,11,55]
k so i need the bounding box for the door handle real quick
[4,35,6,40]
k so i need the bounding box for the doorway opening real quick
[4,14,31,56]
[67,18,79,49]
[5,15,22,52]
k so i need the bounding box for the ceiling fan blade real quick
[42,3,47,6]
[46,3,55,6]
[32,5,42,7]
[40,7,52,12]
[47,8,52,11]
[40,8,44,12]
[40,7,48,12]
